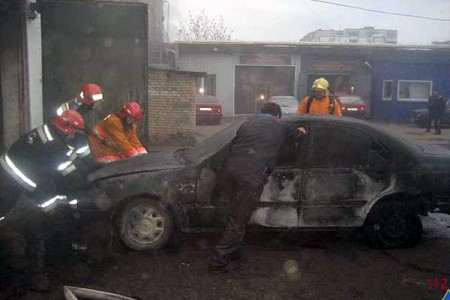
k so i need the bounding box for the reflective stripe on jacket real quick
[89,113,146,162]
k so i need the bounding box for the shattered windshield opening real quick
[182,120,241,163]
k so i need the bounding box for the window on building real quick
[382,80,393,100]
[397,80,432,102]
[204,74,216,96]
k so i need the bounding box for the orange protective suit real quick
[89,113,147,163]
[297,96,342,116]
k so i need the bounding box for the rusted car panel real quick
[82,116,450,241]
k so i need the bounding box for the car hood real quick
[88,148,184,182]
[281,106,298,114]
[341,101,365,106]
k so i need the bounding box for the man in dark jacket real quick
[0,110,90,293]
[427,90,447,135]
[209,102,306,272]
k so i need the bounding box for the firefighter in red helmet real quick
[0,110,92,293]
[56,83,104,132]
[1,110,88,194]
[89,101,147,163]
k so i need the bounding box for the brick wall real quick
[148,68,204,146]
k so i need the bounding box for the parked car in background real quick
[410,101,450,128]
[194,95,222,125]
[78,116,450,252]
[338,94,367,119]
[268,96,299,117]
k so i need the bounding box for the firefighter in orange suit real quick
[89,101,147,163]
[297,77,342,116]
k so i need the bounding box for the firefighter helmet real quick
[119,101,143,121]
[52,110,85,135]
[77,83,104,106]
[311,78,329,91]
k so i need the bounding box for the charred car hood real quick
[88,148,185,182]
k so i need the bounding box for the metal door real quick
[41,0,148,142]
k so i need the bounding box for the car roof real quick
[194,95,218,102]
[89,116,432,182]
[283,114,420,153]
[269,96,298,100]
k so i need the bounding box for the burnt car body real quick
[194,95,222,125]
[410,102,450,128]
[80,116,450,251]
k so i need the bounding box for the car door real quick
[192,121,306,229]
[249,122,307,228]
[299,124,392,228]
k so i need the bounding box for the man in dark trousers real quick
[427,90,447,135]
[209,102,306,272]
[0,110,90,293]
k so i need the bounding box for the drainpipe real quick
[25,0,43,129]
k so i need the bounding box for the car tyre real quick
[119,198,173,251]
[364,201,422,249]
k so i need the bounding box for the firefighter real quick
[297,77,342,116]
[0,109,89,198]
[89,101,147,164]
[56,83,104,132]
[0,110,90,293]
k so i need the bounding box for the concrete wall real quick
[0,0,25,150]
[148,68,199,146]
[291,54,302,99]
[27,0,43,129]
[178,53,239,117]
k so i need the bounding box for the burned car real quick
[80,116,450,252]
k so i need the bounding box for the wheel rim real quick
[125,204,165,246]
[374,209,412,247]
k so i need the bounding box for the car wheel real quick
[215,117,221,125]
[364,202,422,249]
[119,198,173,251]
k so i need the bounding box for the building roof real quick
[175,41,450,60]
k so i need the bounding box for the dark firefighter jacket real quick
[57,98,97,133]
[0,122,91,197]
